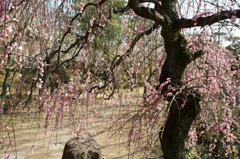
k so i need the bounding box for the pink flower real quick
[12,42,17,47]
[167,92,173,96]
[192,16,197,21]
[27,26,32,30]
[2,32,8,38]
[16,74,22,80]
[157,104,163,111]
[17,46,23,51]
[5,49,10,54]
[231,15,237,24]
[5,27,12,33]
[44,34,48,40]
[168,85,172,90]
[66,3,71,9]
[39,68,44,73]
[5,15,9,20]
[69,86,73,92]
[90,19,94,26]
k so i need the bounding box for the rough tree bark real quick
[158,28,201,159]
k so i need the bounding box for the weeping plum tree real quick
[0,0,240,158]
[122,0,239,158]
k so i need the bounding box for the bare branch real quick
[192,50,205,60]
[128,0,169,27]
[45,0,108,62]
[113,6,130,14]
[111,23,159,70]
[139,0,160,5]
[175,9,240,29]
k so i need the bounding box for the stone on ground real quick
[62,137,102,159]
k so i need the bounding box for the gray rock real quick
[62,137,101,159]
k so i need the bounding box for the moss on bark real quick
[158,29,201,159]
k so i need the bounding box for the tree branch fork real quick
[115,0,240,30]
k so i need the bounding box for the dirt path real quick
[0,105,160,159]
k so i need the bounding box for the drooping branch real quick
[50,22,110,75]
[51,22,104,73]
[45,0,108,61]
[70,0,107,24]
[110,23,159,70]
[175,9,240,29]
[89,23,160,98]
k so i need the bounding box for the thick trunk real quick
[159,94,201,159]
[158,29,201,159]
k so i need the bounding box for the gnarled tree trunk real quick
[158,28,201,159]
[159,92,201,159]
